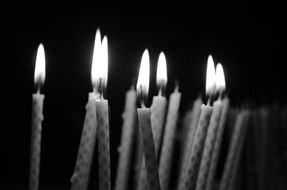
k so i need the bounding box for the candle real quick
[227,111,249,190]
[151,52,168,156]
[95,35,111,190]
[29,44,45,190]
[159,85,181,190]
[137,49,161,190]
[219,110,249,190]
[70,30,101,190]
[178,55,215,190]
[206,64,229,190]
[195,63,226,190]
[115,85,137,190]
[179,95,202,185]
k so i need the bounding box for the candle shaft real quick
[195,101,223,190]
[178,104,212,190]
[205,98,229,190]
[219,110,249,190]
[97,99,111,190]
[115,89,137,190]
[179,97,202,181]
[71,93,98,190]
[151,96,167,156]
[159,89,181,190]
[29,93,44,190]
[138,108,161,190]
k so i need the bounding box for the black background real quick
[1,1,284,189]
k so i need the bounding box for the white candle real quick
[179,96,202,184]
[195,63,226,190]
[219,110,249,190]
[151,52,168,156]
[137,49,161,190]
[178,55,215,190]
[29,44,45,190]
[206,63,229,190]
[159,85,181,190]
[115,85,137,190]
[70,30,101,190]
[94,35,111,190]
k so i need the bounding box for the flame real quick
[136,49,150,99]
[205,55,216,96]
[34,43,46,85]
[215,63,226,92]
[156,52,167,89]
[91,29,108,91]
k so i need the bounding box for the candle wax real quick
[219,110,249,190]
[180,97,202,180]
[29,93,44,190]
[151,96,167,156]
[71,93,98,190]
[96,99,111,190]
[195,100,223,190]
[205,98,229,190]
[159,88,181,190]
[178,104,212,190]
[115,88,137,190]
[137,107,161,190]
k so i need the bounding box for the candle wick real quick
[158,83,166,97]
[140,85,145,108]
[35,81,41,94]
[158,88,162,96]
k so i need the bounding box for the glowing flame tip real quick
[156,52,167,88]
[136,49,150,100]
[34,43,46,86]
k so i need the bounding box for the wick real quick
[35,81,41,94]
[140,85,146,108]
[95,77,104,99]
[158,83,166,97]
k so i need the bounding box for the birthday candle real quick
[159,85,181,190]
[195,63,226,190]
[137,49,161,190]
[70,30,101,190]
[151,52,168,156]
[219,110,249,190]
[95,35,111,190]
[178,55,215,190]
[115,85,137,190]
[205,98,229,190]
[195,101,222,190]
[29,44,45,190]
[178,96,202,185]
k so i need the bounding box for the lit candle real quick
[178,55,215,190]
[159,84,181,190]
[29,43,45,190]
[151,52,168,156]
[95,35,111,190]
[70,29,101,190]
[206,63,229,190]
[137,49,161,190]
[195,63,226,190]
[115,85,137,190]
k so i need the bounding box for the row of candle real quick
[30,28,229,190]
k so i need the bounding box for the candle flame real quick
[91,29,108,93]
[156,52,167,90]
[205,55,216,96]
[34,43,46,86]
[215,63,226,92]
[136,49,150,103]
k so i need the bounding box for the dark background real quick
[1,1,284,189]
